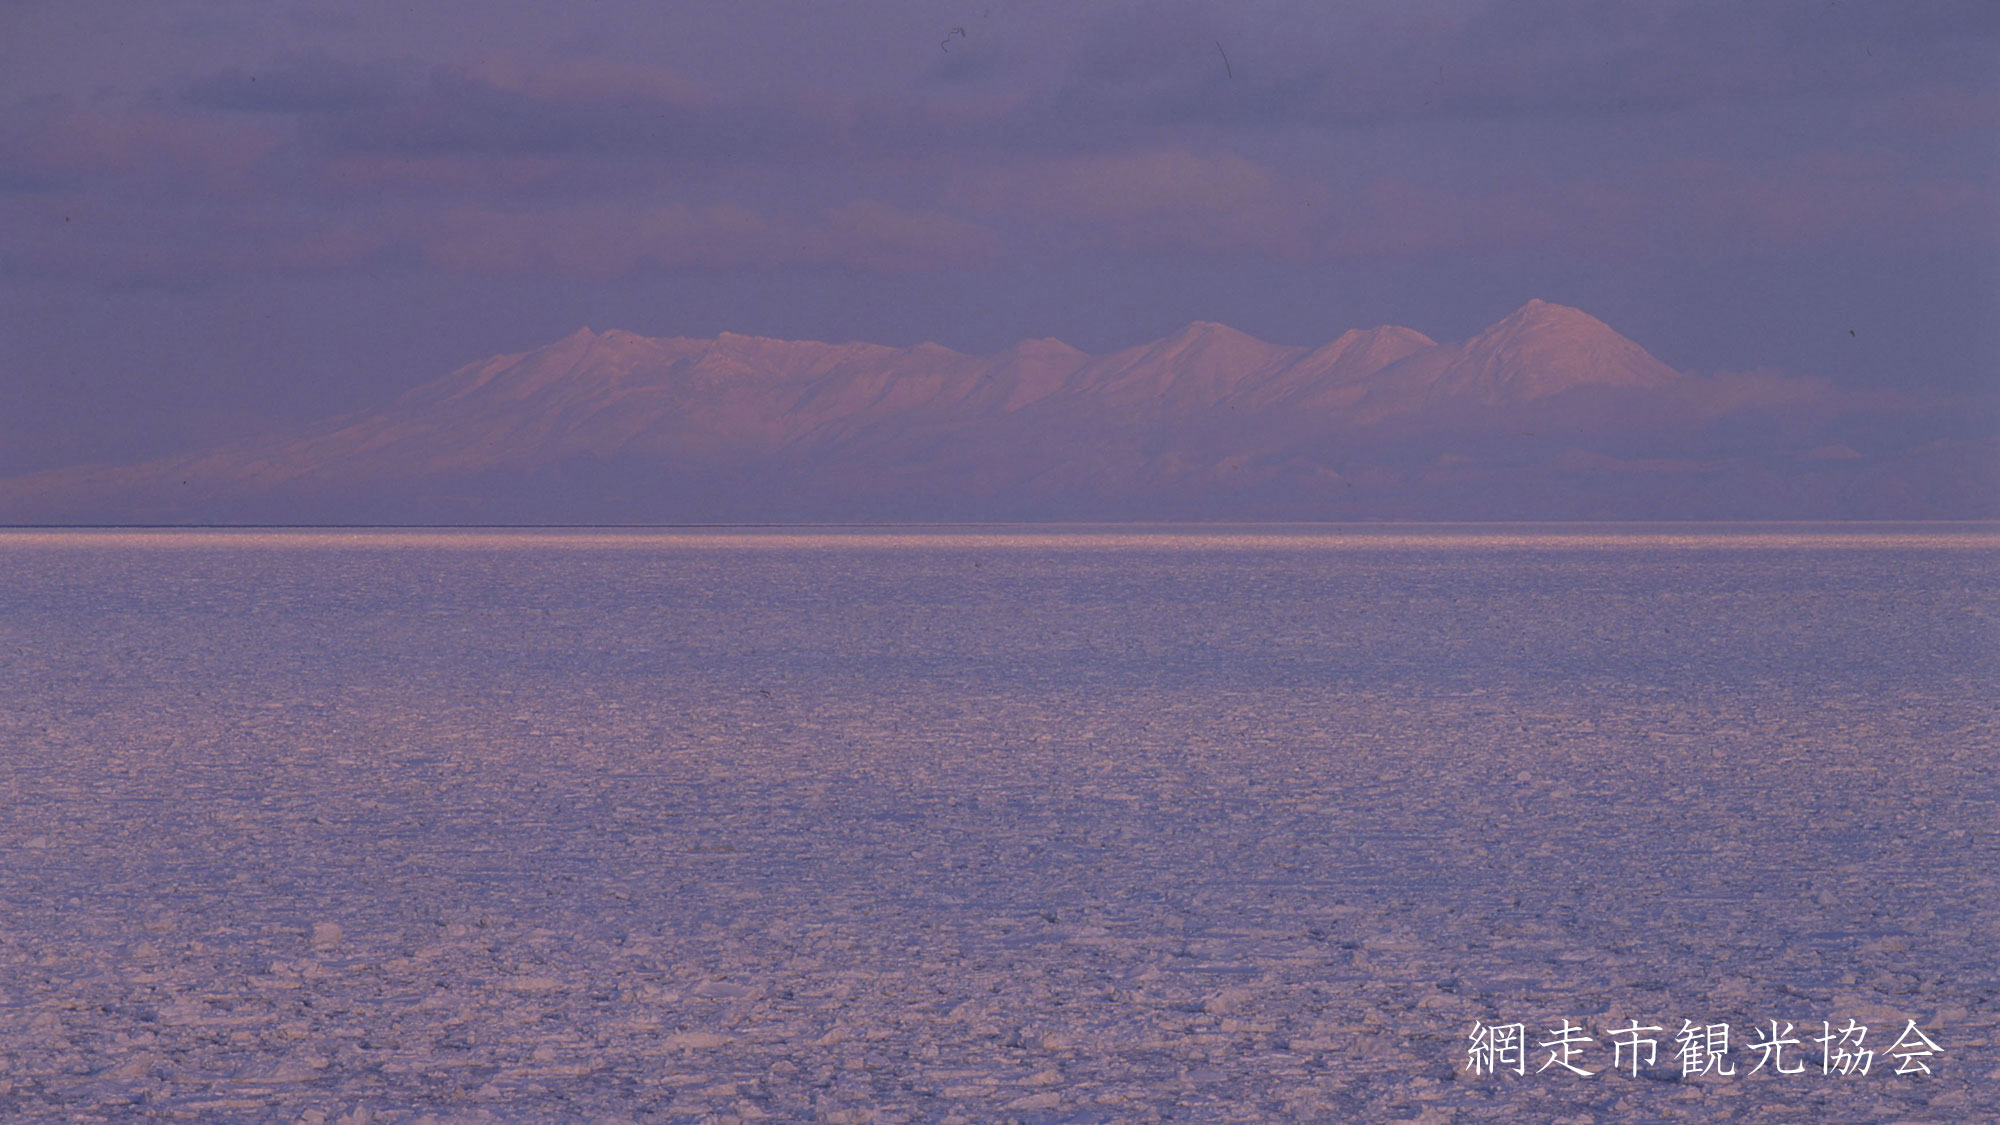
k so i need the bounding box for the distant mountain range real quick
[3,300,1992,522]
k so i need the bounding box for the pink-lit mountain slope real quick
[2,301,1990,522]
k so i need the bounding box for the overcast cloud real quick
[0,0,1992,472]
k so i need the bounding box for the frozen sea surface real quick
[1,525,1996,1123]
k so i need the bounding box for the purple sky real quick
[2,0,1994,473]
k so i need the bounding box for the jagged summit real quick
[1309,325,1438,373]
[1008,336,1086,357]
[1458,299,1678,398]
[1156,320,1273,352]
[1334,300,1679,408]
[1477,300,1633,350]
[1507,297,1580,319]
[1079,320,1303,408]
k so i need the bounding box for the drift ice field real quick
[1,526,1994,1122]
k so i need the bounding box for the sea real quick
[1,525,1995,1122]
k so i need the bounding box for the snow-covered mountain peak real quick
[1481,299,1617,340]
[1010,337,1086,359]
[1446,300,1678,398]
[1163,320,1260,346]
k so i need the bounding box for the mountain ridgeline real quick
[3,300,1991,522]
